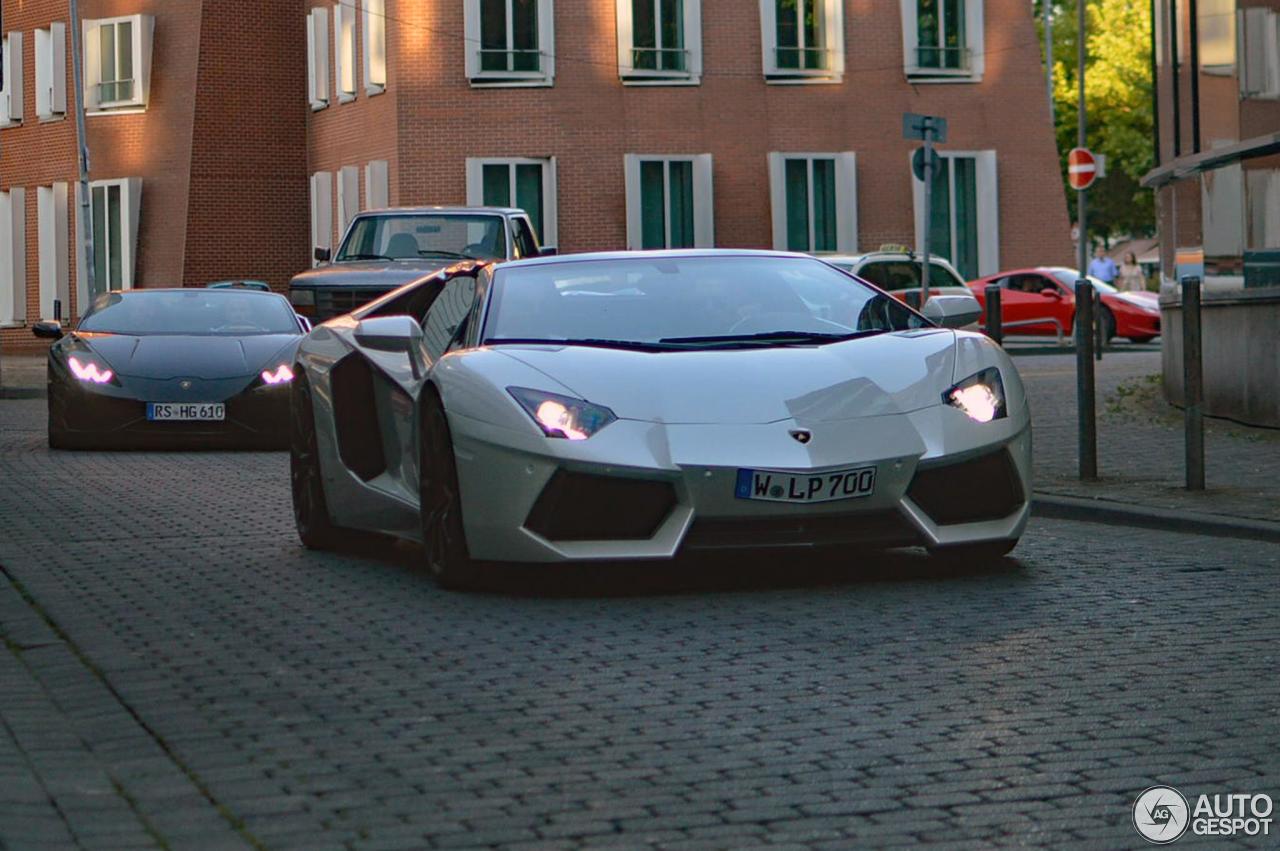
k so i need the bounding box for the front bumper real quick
[450,404,1032,562]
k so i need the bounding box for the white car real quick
[814,250,978,306]
[290,250,1032,589]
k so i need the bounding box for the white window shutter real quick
[686,0,704,79]
[82,21,100,110]
[974,151,999,276]
[623,155,642,249]
[310,172,333,264]
[834,152,858,253]
[464,159,484,205]
[308,8,330,109]
[899,0,920,75]
[6,188,26,321]
[45,183,70,315]
[462,1,480,80]
[758,0,779,76]
[0,192,13,324]
[766,153,787,250]
[51,23,67,114]
[825,0,845,78]
[36,29,51,118]
[123,178,142,289]
[542,157,558,249]
[136,15,155,106]
[966,0,986,79]
[693,154,714,248]
[334,3,356,100]
[364,160,389,209]
[37,187,57,319]
[337,165,359,233]
[615,0,633,76]
[540,1,556,82]
[1242,8,1269,96]
[4,32,24,121]
[363,0,387,93]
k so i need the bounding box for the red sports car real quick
[967,266,1161,343]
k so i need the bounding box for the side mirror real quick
[32,321,63,339]
[313,246,331,263]
[1040,288,1062,299]
[296,314,313,333]
[538,246,558,257]
[354,315,423,353]
[922,295,983,329]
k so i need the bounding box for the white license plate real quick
[146,402,226,422]
[735,465,877,504]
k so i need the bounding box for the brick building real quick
[2,0,1071,354]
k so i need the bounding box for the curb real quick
[0,388,46,400]
[1032,492,1280,544]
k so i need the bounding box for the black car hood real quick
[81,334,299,379]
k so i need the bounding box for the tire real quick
[1099,306,1116,343]
[927,539,1018,564]
[290,372,341,550]
[1127,335,1156,344]
[419,390,479,590]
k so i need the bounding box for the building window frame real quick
[35,23,68,120]
[767,152,857,252]
[1,32,24,125]
[758,0,844,84]
[909,149,998,279]
[85,178,142,295]
[464,157,559,249]
[616,0,702,85]
[463,0,556,87]
[82,15,154,112]
[900,0,984,81]
[362,0,387,94]
[307,7,331,110]
[622,154,713,249]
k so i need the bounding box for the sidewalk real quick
[0,355,46,399]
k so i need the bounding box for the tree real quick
[1039,0,1156,244]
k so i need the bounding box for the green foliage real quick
[1036,0,1156,243]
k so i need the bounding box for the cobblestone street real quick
[1,389,1279,849]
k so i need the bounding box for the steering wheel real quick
[727,312,854,335]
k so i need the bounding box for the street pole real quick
[1044,0,1054,116]
[1182,276,1205,490]
[69,0,98,309]
[1075,0,1097,481]
[920,122,933,310]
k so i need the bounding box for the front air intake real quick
[524,471,676,541]
[907,449,1025,525]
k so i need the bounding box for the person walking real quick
[1118,251,1146,292]
[1087,245,1119,285]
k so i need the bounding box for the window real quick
[1239,7,1280,99]
[363,0,387,94]
[38,184,70,321]
[35,24,67,119]
[1,32,23,124]
[616,0,702,83]
[759,0,843,82]
[337,165,360,235]
[307,7,330,110]
[1199,0,1235,75]
[767,152,857,252]
[910,150,998,280]
[623,154,713,249]
[310,172,333,265]
[465,157,558,249]
[334,3,356,101]
[88,178,142,293]
[83,16,154,111]
[364,160,389,209]
[901,0,983,80]
[422,275,477,361]
[510,217,539,258]
[0,189,26,324]
[463,0,555,86]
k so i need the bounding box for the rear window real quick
[857,260,963,291]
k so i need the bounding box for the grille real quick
[330,354,387,481]
[524,471,676,541]
[683,510,920,551]
[907,449,1025,525]
[314,288,391,319]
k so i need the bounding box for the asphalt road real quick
[1,397,1278,850]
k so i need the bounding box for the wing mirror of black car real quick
[32,321,63,339]
[922,295,983,329]
[538,246,558,257]
[1040,288,1063,299]
[314,246,331,263]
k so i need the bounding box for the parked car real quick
[33,288,310,449]
[290,250,1030,590]
[290,206,551,321]
[814,249,978,306]
[967,266,1161,343]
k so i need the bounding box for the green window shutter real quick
[668,160,695,248]
[482,164,511,206]
[640,160,666,249]
[811,159,837,252]
[784,159,809,251]
[952,157,979,279]
[514,164,544,242]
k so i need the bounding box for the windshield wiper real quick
[485,337,680,352]
[419,250,478,260]
[659,329,888,346]
[338,253,392,261]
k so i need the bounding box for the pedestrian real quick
[1087,245,1118,284]
[1118,251,1145,292]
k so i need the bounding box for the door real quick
[998,273,1071,335]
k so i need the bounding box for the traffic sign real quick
[911,146,943,181]
[902,113,948,143]
[1067,147,1098,190]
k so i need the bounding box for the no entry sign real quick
[1067,147,1098,190]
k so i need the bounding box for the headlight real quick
[260,364,295,385]
[944,367,1006,423]
[508,387,616,440]
[67,355,115,384]
[289,289,315,306]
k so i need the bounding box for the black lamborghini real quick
[33,288,309,449]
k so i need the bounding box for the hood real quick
[81,334,299,379]
[1109,291,1159,311]
[497,330,957,425]
[290,260,450,289]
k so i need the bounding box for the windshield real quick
[483,256,929,349]
[1050,269,1117,294]
[337,214,507,261]
[79,290,302,336]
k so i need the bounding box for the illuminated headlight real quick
[261,364,295,385]
[508,387,616,440]
[944,367,1006,423]
[289,290,315,307]
[67,355,114,384]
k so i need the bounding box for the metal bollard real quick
[1182,276,1205,490]
[54,299,62,322]
[984,284,1002,345]
[1074,280,1097,480]
[1094,287,1104,361]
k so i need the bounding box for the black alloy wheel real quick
[290,371,340,549]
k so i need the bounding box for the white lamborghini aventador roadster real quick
[290,250,1031,588]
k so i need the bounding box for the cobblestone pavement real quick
[2,397,1279,850]
[1018,349,1280,523]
